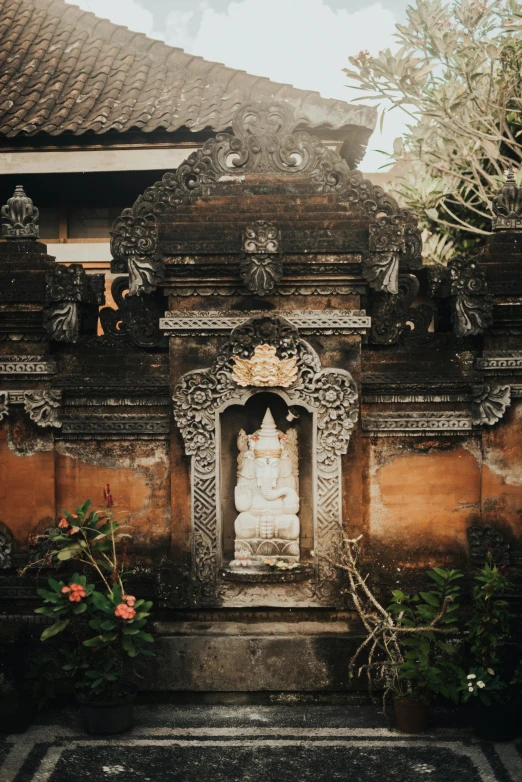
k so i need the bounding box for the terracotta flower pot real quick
[76,685,137,735]
[394,697,428,734]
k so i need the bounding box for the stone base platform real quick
[147,621,364,692]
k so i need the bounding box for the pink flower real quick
[58,519,68,529]
[68,583,86,602]
[61,586,70,594]
[114,603,136,620]
[68,526,80,535]
[72,514,78,519]
[124,595,136,607]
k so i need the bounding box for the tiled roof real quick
[0,0,377,158]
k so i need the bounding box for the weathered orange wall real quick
[0,423,55,544]
[366,437,481,568]
[481,400,522,542]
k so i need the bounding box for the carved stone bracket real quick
[370,274,434,344]
[1,185,39,240]
[468,525,510,567]
[240,220,283,295]
[428,256,493,338]
[363,211,422,295]
[44,265,105,344]
[491,168,522,231]
[111,100,420,296]
[171,314,359,606]
[0,391,8,422]
[471,383,511,426]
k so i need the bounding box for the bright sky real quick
[66,0,411,171]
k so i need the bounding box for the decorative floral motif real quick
[23,390,62,428]
[472,383,511,426]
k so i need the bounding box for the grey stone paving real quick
[0,705,521,782]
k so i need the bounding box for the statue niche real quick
[233,408,300,565]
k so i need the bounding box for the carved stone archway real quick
[172,314,358,607]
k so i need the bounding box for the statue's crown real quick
[253,408,282,458]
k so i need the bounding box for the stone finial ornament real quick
[491,167,522,231]
[1,185,39,240]
[231,344,298,387]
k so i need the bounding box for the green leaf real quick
[91,592,112,612]
[122,636,136,657]
[48,578,63,593]
[137,631,154,643]
[41,619,70,641]
[420,591,440,607]
[72,602,87,614]
[83,636,104,647]
[57,545,82,561]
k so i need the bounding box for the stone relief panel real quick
[171,314,359,607]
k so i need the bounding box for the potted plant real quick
[459,554,519,741]
[27,499,154,734]
[322,530,463,733]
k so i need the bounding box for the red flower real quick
[124,594,136,607]
[58,519,68,529]
[104,484,114,508]
[68,583,86,602]
[68,526,80,535]
[61,586,71,594]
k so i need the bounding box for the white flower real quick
[468,686,474,692]
[477,681,485,688]
[467,674,476,679]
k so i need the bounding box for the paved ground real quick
[0,704,521,782]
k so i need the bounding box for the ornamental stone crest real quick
[172,314,359,607]
[232,344,298,388]
[1,185,39,240]
[428,255,493,338]
[111,100,421,297]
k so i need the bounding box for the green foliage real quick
[345,0,522,257]
[29,499,155,702]
[389,568,464,704]
[459,552,514,705]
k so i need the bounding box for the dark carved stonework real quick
[1,185,39,240]
[370,274,434,344]
[471,383,511,426]
[0,392,7,422]
[0,529,12,569]
[44,264,85,343]
[491,168,522,231]
[111,100,421,296]
[99,276,167,348]
[468,525,510,567]
[429,256,493,338]
[240,220,282,295]
[364,211,422,295]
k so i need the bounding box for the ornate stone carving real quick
[370,274,434,344]
[111,101,420,296]
[172,314,359,606]
[363,411,473,434]
[240,220,283,295]
[476,353,522,371]
[468,525,510,567]
[165,284,362,298]
[161,310,371,336]
[1,185,39,240]
[232,345,298,388]
[0,356,56,375]
[491,168,522,231]
[0,392,8,422]
[44,264,85,343]
[23,390,62,428]
[428,256,493,338]
[0,529,12,569]
[99,276,166,348]
[364,211,423,295]
[60,414,169,439]
[471,384,511,426]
